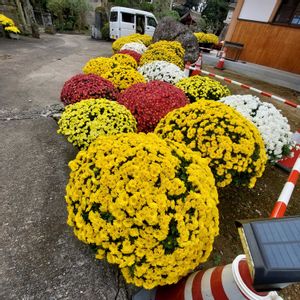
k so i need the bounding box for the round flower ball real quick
[219,95,294,162]
[148,40,185,59]
[140,47,184,70]
[120,42,147,54]
[111,53,138,69]
[155,100,267,188]
[118,49,141,64]
[138,60,187,85]
[118,81,189,133]
[83,57,115,76]
[60,74,119,105]
[57,98,137,149]
[66,133,219,289]
[112,34,152,52]
[176,75,231,102]
[103,66,146,92]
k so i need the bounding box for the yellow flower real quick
[57,98,137,149]
[65,133,218,289]
[102,66,146,91]
[176,75,230,102]
[112,33,152,52]
[155,101,267,188]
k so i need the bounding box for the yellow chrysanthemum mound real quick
[155,101,267,188]
[194,32,219,45]
[176,75,231,102]
[112,33,152,52]
[57,99,137,149]
[148,40,185,59]
[0,13,21,34]
[140,47,184,70]
[66,133,219,289]
[82,57,116,76]
[102,66,146,91]
[111,53,138,69]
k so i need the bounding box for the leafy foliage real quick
[202,0,228,34]
[47,0,90,31]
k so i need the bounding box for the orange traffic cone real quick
[191,53,202,76]
[215,47,227,70]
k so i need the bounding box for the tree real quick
[47,0,90,31]
[201,0,228,34]
[184,0,201,9]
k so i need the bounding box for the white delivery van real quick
[109,6,158,40]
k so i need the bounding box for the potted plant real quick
[5,25,21,39]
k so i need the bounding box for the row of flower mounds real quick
[56,33,294,290]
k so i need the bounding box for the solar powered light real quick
[236,216,300,291]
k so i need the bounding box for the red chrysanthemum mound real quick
[60,74,119,105]
[118,81,189,133]
[117,49,141,64]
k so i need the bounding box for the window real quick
[274,0,300,26]
[122,12,134,23]
[147,17,157,27]
[110,12,118,22]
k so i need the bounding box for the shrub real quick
[194,32,219,45]
[138,61,186,85]
[140,47,184,69]
[82,57,115,76]
[57,98,137,149]
[60,74,119,105]
[176,75,230,102]
[103,66,146,91]
[148,40,185,59]
[0,14,14,27]
[112,34,152,52]
[66,132,219,289]
[0,13,21,34]
[118,81,189,132]
[111,53,138,69]
[120,42,147,54]
[101,23,110,40]
[219,95,295,162]
[155,100,267,188]
[117,50,141,64]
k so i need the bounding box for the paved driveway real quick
[0,34,130,300]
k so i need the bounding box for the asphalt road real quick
[0,34,130,300]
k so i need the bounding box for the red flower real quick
[60,74,119,105]
[117,50,141,64]
[118,81,189,133]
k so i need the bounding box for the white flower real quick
[219,94,294,162]
[120,42,147,55]
[138,60,187,85]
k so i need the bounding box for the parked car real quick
[109,6,158,40]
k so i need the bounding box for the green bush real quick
[101,23,110,40]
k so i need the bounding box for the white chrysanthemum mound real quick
[120,42,147,55]
[219,94,294,162]
[138,60,187,85]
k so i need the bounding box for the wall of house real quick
[227,20,300,74]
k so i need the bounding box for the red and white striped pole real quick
[152,256,282,300]
[187,66,300,109]
[271,153,300,218]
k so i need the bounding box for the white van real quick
[109,6,158,40]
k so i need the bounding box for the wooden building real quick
[225,0,300,74]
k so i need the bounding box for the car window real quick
[110,11,118,22]
[147,17,157,27]
[122,13,134,23]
